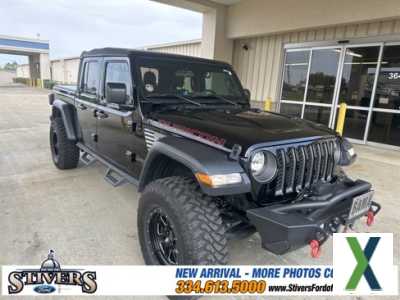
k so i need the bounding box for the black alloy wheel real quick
[149,209,179,265]
[138,176,228,266]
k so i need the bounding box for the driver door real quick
[96,58,145,178]
[76,58,101,151]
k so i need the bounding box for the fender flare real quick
[51,99,81,141]
[138,136,251,196]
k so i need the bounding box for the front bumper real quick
[246,179,381,255]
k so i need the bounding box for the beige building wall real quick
[146,40,202,57]
[232,18,400,104]
[201,5,233,63]
[227,0,400,39]
[63,58,80,83]
[50,57,80,84]
[51,60,65,82]
[16,64,30,78]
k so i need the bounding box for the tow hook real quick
[366,201,381,227]
[309,240,321,258]
[366,210,375,226]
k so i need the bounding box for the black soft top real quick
[81,47,230,66]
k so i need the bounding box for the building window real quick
[368,112,400,146]
[281,51,310,101]
[303,105,331,126]
[334,108,368,140]
[305,49,340,104]
[374,45,400,110]
[338,46,380,108]
[279,43,400,148]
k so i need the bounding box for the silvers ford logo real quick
[7,250,97,294]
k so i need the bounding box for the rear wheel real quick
[138,176,228,265]
[50,117,79,170]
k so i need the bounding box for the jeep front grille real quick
[274,139,336,196]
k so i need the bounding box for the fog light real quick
[196,173,242,187]
[347,147,355,157]
[338,138,357,166]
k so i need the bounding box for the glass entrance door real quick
[303,48,341,126]
[333,45,381,141]
[367,44,400,147]
[280,47,342,125]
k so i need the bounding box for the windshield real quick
[136,57,246,104]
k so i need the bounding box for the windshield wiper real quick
[189,92,240,107]
[146,93,202,107]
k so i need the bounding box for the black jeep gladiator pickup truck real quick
[49,48,380,265]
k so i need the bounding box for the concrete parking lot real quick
[0,85,398,300]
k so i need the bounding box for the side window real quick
[81,61,100,95]
[140,67,159,93]
[105,62,131,94]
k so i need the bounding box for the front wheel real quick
[138,176,228,265]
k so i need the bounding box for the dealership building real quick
[16,0,400,148]
[150,0,400,149]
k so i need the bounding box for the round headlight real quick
[251,152,265,175]
[250,151,277,183]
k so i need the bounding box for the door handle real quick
[95,110,108,119]
[77,103,87,110]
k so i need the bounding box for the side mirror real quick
[243,89,251,101]
[106,82,127,104]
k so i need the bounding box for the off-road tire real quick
[138,176,228,265]
[50,117,80,170]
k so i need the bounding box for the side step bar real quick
[104,168,127,187]
[77,143,139,187]
[80,151,96,166]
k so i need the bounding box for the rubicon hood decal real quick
[147,119,231,153]
[159,119,227,146]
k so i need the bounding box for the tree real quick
[3,61,18,71]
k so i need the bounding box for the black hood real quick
[150,108,336,153]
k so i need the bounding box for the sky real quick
[0,0,202,67]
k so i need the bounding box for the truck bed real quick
[54,84,77,97]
